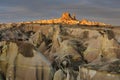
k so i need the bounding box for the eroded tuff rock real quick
[0,41,53,80]
[78,60,120,80]
[0,20,120,80]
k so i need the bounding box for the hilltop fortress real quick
[22,12,109,26]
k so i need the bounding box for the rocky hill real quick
[0,13,119,80]
[18,12,110,26]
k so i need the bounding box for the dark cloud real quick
[0,0,120,25]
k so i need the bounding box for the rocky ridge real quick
[19,12,110,26]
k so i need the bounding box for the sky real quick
[0,0,120,26]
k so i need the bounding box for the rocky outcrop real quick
[0,41,53,80]
[60,12,76,20]
[30,12,109,26]
[80,19,107,26]
[83,30,120,62]
[31,12,79,25]
[0,13,111,33]
[78,60,120,80]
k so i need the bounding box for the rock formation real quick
[60,12,76,20]
[80,19,107,26]
[28,12,109,26]
[0,41,53,80]
[0,13,119,80]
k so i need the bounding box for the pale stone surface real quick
[0,41,53,80]
[79,66,120,80]
[0,15,120,80]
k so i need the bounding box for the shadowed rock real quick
[0,41,53,80]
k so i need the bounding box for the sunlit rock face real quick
[60,12,76,20]
[80,19,107,26]
[27,12,109,26]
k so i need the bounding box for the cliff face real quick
[0,41,53,80]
